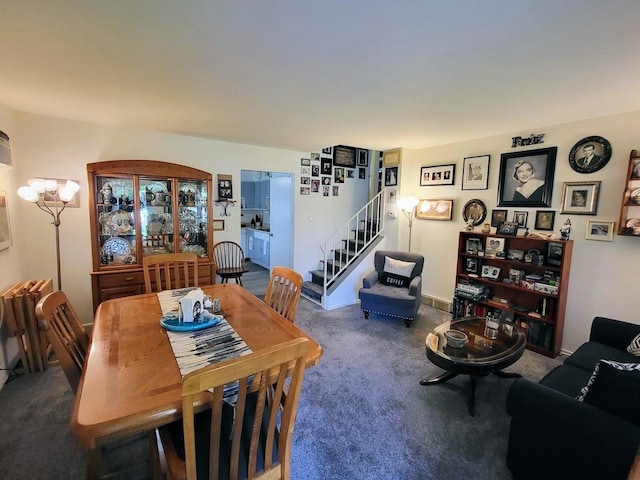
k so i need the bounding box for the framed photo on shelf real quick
[212,219,225,231]
[513,211,528,228]
[585,220,615,242]
[415,199,453,220]
[497,147,557,207]
[547,242,564,266]
[568,136,612,174]
[420,164,456,186]
[560,181,600,215]
[465,237,481,255]
[465,257,479,274]
[535,210,555,231]
[496,221,518,236]
[462,154,490,190]
[491,209,507,227]
[484,237,505,258]
[333,145,356,168]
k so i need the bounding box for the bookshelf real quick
[617,149,640,236]
[453,230,573,357]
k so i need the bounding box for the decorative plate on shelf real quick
[101,237,132,256]
[629,188,640,204]
[101,209,133,235]
[462,199,487,226]
[626,218,640,229]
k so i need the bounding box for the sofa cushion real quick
[628,333,640,356]
[576,360,640,426]
[564,341,638,372]
[540,364,593,397]
[381,256,415,287]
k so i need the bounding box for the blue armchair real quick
[358,250,424,327]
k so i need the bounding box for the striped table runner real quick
[158,289,252,378]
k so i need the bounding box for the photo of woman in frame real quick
[497,147,557,207]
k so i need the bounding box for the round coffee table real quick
[420,317,526,416]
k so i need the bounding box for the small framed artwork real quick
[415,199,453,221]
[547,242,564,266]
[321,176,331,185]
[321,158,332,175]
[0,191,12,251]
[491,209,507,227]
[311,179,320,192]
[357,149,369,166]
[465,257,479,274]
[497,147,557,207]
[466,237,481,254]
[332,186,339,196]
[301,158,311,166]
[322,146,332,155]
[462,199,487,226]
[383,148,401,167]
[347,169,354,179]
[212,219,225,231]
[311,165,320,177]
[585,221,615,242]
[301,166,310,175]
[568,136,612,174]
[358,167,366,179]
[388,189,397,204]
[420,164,456,186]
[301,177,310,185]
[43,179,81,207]
[496,221,518,236]
[333,145,357,168]
[561,181,600,215]
[484,237,505,258]
[462,154,490,190]
[300,186,310,195]
[310,152,320,161]
[535,210,555,231]
[217,174,233,200]
[385,167,398,186]
[513,211,528,228]
[334,168,345,183]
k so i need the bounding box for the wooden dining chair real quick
[154,338,311,480]
[35,290,89,393]
[213,241,249,286]
[264,267,303,323]
[143,253,199,293]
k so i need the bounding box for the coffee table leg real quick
[419,370,458,386]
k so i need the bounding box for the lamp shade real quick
[59,180,80,202]
[17,186,40,202]
[397,196,419,212]
[27,178,47,194]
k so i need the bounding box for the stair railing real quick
[321,189,386,297]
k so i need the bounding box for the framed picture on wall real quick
[568,136,612,174]
[385,167,398,186]
[462,155,490,190]
[333,145,356,168]
[420,164,455,186]
[560,181,600,215]
[535,210,555,231]
[497,147,557,207]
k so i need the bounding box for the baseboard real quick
[421,294,452,313]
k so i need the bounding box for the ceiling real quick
[1,1,639,153]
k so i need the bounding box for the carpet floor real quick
[0,295,563,479]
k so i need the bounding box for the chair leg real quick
[237,276,243,286]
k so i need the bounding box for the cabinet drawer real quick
[97,271,145,288]
[100,285,145,303]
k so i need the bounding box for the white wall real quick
[0,103,22,386]
[8,112,371,328]
[399,110,640,352]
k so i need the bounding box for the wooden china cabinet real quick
[87,160,215,312]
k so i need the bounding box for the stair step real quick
[301,281,323,303]
[333,249,356,261]
[310,269,334,286]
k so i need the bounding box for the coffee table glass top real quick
[427,317,525,366]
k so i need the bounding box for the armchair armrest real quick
[408,275,422,297]
[506,378,640,480]
[590,316,640,351]
[362,270,379,289]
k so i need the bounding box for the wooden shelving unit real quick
[453,230,573,358]
[617,149,640,236]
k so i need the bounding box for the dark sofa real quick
[506,316,640,480]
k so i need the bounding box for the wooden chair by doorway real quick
[213,241,249,286]
[264,266,303,323]
[143,253,199,294]
[154,338,311,480]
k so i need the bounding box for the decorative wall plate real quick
[568,136,612,174]
[462,199,487,226]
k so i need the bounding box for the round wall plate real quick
[568,135,612,174]
[462,199,487,226]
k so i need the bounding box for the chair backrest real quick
[143,253,199,293]
[35,290,89,393]
[374,250,424,279]
[181,338,310,480]
[212,241,245,271]
[264,267,303,323]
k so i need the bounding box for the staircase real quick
[302,190,386,308]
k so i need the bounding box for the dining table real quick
[70,283,323,476]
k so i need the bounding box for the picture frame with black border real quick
[310,152,320,161]
[347,169,354,179]
[497,221,518,236]
[462,154,490,190]
[497,146,557,207]
[465,257,479,274]
[491,209,507,227]
[301,158,311,166]
[357,149,369,166]
[568,136,612,174]
[321,158,332,175]
[358,167,366,179]
[333,145,357,168]
[585,220,615,242]
[513,210,528,228]
[465,237,481,255]
[535,210,555,231]
[322,146,333,155]
[547,241,564,266]
[385,166,398,186]
[334,168,345,184]
[560,181,600,215]
[311,165,319,177]
[420,164,456,186]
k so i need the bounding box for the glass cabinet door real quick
[139,177,174,257]
[96,176,136,265]
[177,179,208,257]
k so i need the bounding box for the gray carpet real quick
[0,298,563,479]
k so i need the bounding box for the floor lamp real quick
[17,179,81,290]
[397,196,429,252]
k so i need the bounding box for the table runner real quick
[157,289,252,377]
